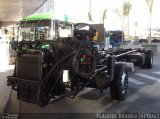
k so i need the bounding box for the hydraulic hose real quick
[37,51,75,106]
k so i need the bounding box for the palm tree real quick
[114,1,132,41]
[88,9,107,23]
[146,0,154,44]
[123,1,132,40]
[88,12,93,22]
[102,9,107,24]
[88,0,93,22]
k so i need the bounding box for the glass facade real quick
[35,0,54,13]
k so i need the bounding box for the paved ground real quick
[2,56,160,119]
[0,40,14,112]
[0,64,14,112]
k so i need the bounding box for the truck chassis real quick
[7,23,153,107]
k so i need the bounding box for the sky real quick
[101,0,160,35]
[55,0,160,36]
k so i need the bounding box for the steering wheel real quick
[74,23,96,39]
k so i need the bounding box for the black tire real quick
[145,50,153,68]
[141,50,153,69]
[110,63,128,100]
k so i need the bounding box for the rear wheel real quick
[110,63,128,100]
[145,50,153,68]
[141,50,153,69]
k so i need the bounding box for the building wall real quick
[35,0,54,13]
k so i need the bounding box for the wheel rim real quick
[121,71,128,94]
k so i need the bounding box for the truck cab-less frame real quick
[7,14,153,106]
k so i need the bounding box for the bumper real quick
[7,76,40,103]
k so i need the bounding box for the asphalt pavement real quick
[0,58,14,112]
[0,40,14,112]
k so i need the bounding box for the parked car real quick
[151,39,160,43]
[139,39,148,43]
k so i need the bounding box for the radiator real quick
[16,54,43,81]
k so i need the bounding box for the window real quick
[20,20,51,41]
[58,22,73,37]
[35,26,50,40]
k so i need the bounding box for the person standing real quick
[9,37,17,57]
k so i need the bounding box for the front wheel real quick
[110,63,128,100]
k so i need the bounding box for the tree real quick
[88,9,107,24]
[123,1,132,40]
[88,0,93,22]
[102,9,107,23]
[114,1,132,41]
[88,12,93,22]
[146,0,154,44]
[88,0,107,24]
